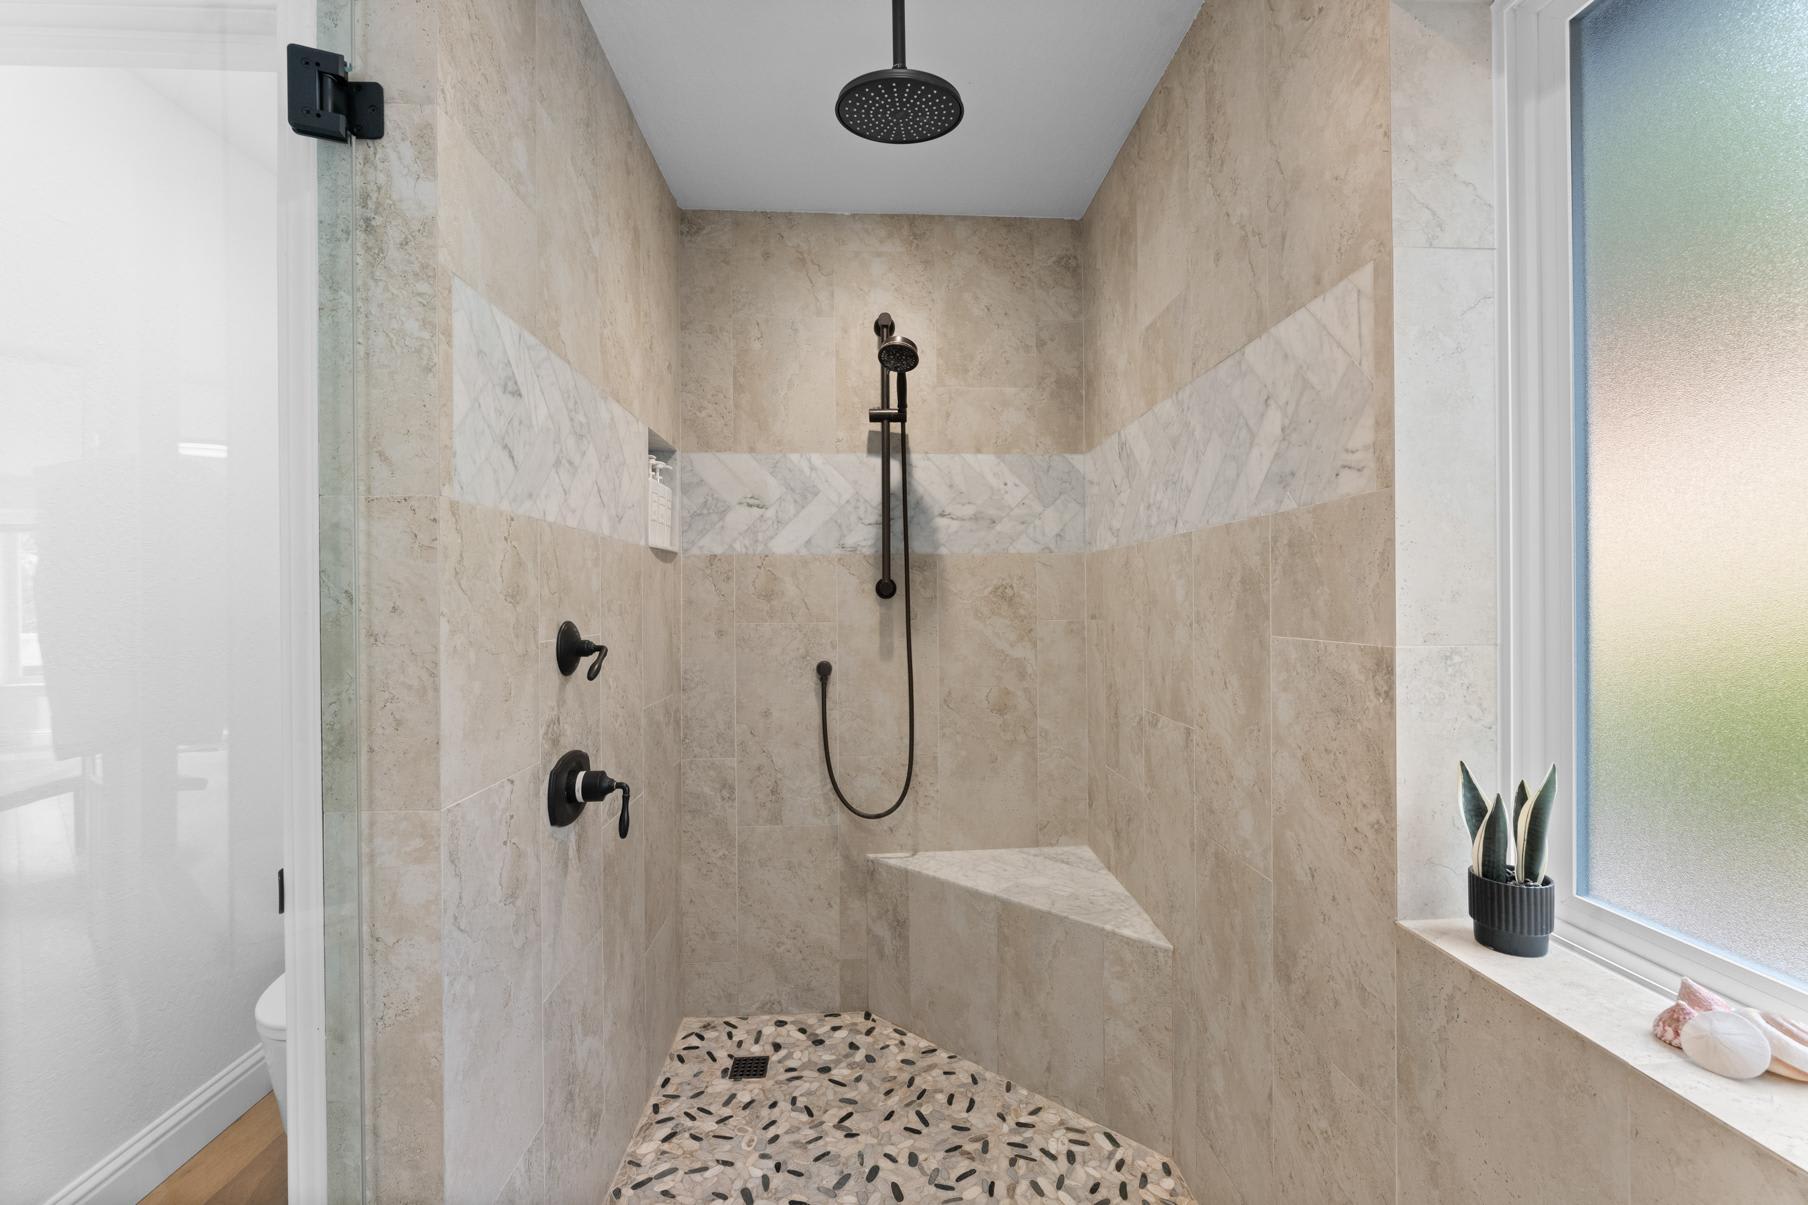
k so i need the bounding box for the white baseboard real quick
[43,1046,273,1205]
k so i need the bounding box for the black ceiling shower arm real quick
[892,0,907,67]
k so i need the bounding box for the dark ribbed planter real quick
[1468,868,1554,957]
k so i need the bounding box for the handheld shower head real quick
[877,334,919,374]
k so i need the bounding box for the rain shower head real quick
[877,333,919,373]
[836,0,963,145]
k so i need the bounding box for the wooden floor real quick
[140,1093,285,1205]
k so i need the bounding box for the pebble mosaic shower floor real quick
[608,1013,1196,1204]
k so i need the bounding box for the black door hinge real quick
[287,43,383,142]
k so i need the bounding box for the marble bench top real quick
[870,845,1170,949]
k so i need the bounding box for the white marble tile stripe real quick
[1086,261,1378,552]
[446,264,1372,556]
[678,449,1088,556]
[452,276,648,544]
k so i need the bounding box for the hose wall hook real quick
[556,621,608,681]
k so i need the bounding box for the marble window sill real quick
[1402,918,1808,1177]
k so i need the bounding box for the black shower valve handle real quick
[547,748,632,836]
[556,620,608,680]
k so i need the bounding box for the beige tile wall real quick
[673,209,1089,1021]
[678,212,1083,455]
[344,0,1797,1199]
[352,0,682,1198]
[1080,0,1393,450]
[1397,928,1808,1204]
[1088,495,1398,1202]
[1079,0,1397,1199]
[677,552,1088,1017]
[1391,0,1500,924]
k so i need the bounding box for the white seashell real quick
[1757,1009,1808,1048]
[1680,1010,1772,1080]
[1734,1008,1808,1082]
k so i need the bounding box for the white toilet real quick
[255,974,288,1130]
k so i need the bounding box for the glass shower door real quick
[0,0,363,1198]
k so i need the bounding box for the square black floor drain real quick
[728,1055,769,1080]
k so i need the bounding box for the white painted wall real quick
[0,49,284,1203]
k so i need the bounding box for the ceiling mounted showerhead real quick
[836,0,963,145]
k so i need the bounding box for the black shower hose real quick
[817,434,914,821]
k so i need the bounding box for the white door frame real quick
[276,0,331,1195]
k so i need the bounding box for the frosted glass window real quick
[1572,0,1808,986]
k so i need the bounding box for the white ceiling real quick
[580,0,1203,219]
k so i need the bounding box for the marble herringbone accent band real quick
[1087,262,1378,550]
[679,449,1087,555]
[452,262,1374,557]
[452,277,648,543]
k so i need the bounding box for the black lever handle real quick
[546,749,632,836]
[556,620,608,680]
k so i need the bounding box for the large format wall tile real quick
[677,758,738,1015]
[439,500,538,804]
[1270,488,1396,645]
[1395,247,1496,646]
[1192,517,1271,876]
[1132,713,1201,946]
[357,102,443,500]
[1268,0,1390,314]
[933,556,1038,848]
[679,555,734,760]
[1397,643,1496,920]
[541,933,611,1205]
[1629,1073,1808,1204]
[642,692,682,943]
[997,899,1106,1119]
[679,212,1083,457]
[733,621,834,827]
[1191,838,1274,1204]
[441,772,541,1203]
[364,497,441,811]
[1271,1033,1395,1205]
[361,810,443,1203]
[1391,0,1495,251]
[907,870,1001,1067]
[1397,928,1632,1204]
[1034,615,1089,845]
[1104,935,1176,1152]
[737,824,839,1013]
[1271,638,1396,1103]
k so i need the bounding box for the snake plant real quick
[1460,762,1558,885]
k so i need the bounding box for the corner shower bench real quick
[865,846,1176,1152]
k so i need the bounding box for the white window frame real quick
[1498,0,1808,1018]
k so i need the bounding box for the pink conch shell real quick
[1735,1008,1808,1083]
[1652,1001,1697,1048]
[1677,976,1735,1013]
